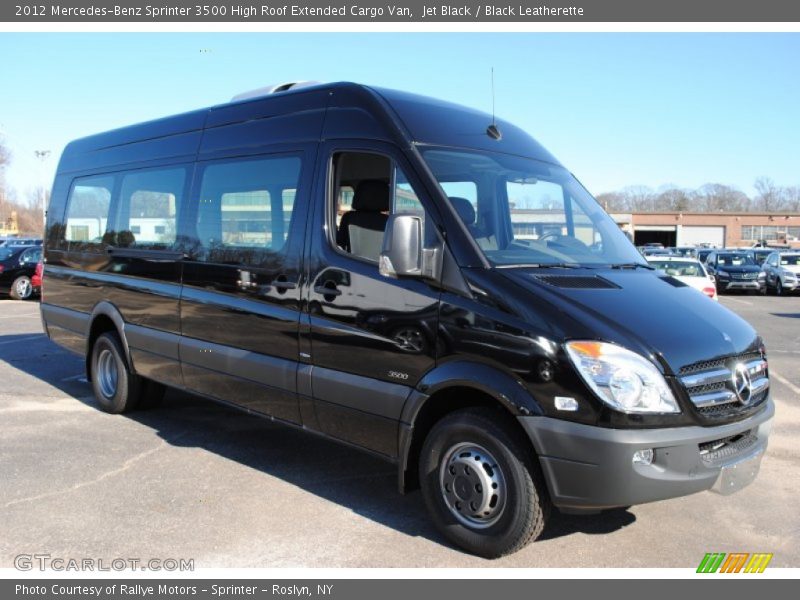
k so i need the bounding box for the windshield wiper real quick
[609,263,654,270]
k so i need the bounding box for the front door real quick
[179,150,312,424]
[305,143,441,457]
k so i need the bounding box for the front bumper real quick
[519,399,774,511]
[718,279,764,292]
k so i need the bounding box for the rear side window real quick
[110,167,187,249]
[195,155,302,265]
[64,175,114,247]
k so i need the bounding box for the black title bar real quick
[5,0,800,22]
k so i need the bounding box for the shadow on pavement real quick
[1,327,636,556]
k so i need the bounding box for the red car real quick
[31,260,43,297]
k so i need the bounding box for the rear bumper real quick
[519,399,774,511]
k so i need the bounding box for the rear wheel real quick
[419,408,550,558]
[10,276,32,300]
[90,332,142,414]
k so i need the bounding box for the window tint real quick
[64,175,114,245]
[110,167,186,249]
[195,155,302,265]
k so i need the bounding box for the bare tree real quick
[754,177,784,212]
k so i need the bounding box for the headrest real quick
[352,180,390,212]
[449,197,476,225]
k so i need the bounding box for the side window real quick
[331,152,433,263]
[195,155,302,265]
[21,248,42,264]
[110,167,186,249]
[64,175,114,248]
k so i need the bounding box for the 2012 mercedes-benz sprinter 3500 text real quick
[41,82,773,558]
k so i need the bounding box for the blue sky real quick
[0,33,798,199]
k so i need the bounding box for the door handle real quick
[314,284,342,297]
[271,280,297,290]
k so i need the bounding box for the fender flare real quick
[397,360,544,492]
[85,301,133,373]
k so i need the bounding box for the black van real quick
[41,82,773,558]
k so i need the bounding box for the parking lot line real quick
[771,370,800,396]
[722,297,753,306]
[0,334,43,346]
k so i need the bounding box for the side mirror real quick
[379,214,442,281]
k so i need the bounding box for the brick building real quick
[613,212,800,249]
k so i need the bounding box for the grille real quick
[679,352,761,375]
[679,352,769,420]
[699,430,758,464]
[533,275,620,289]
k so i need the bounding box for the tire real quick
[90,332,141,414]
[776,280,783,296]
[9,276,32,300]
[419,407,550,558]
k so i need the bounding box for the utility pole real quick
[34,149,51,231]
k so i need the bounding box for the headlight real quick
[758,271,767,280]
[565,341,680,414]
[716,270,730,279]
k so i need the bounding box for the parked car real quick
[31,260,43,297]
[669,246,698,258]
[647,256,717,300]
[696,248,716,264]
[761,251,800,295]
[705,251,765,294]
[641,247,675,257]
[40,81,773,558]
[746,248,774,266]
[0,237,43,248]
[0,245,43,300]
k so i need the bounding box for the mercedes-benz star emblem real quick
[733,363,753,404]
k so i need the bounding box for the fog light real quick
[554,396,579,411]
[633,449,654,465]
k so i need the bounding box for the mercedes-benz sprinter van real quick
[41,82,773,558]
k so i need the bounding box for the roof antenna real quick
[486,67,502,141]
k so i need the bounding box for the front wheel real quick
[419,408,550,558]
[776,280,784,296]
[10,276,32,300]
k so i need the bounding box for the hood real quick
[780,264,800,275]
[499,268,759,374]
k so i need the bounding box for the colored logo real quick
[697,552,773,573]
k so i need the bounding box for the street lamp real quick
[34,150,51,227]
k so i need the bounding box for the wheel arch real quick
[397,361,544,493]
[84,302,133,381]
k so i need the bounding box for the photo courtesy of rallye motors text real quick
[41,81,773,558]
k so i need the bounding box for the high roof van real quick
[41,82,773,558]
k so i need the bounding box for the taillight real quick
[702,286,716,298]
[0,264,4,274]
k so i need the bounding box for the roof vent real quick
[231,81,322,102]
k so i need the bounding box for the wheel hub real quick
[96,348,118,399]
[440,443,506,528]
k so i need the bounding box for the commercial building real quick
[612,212,800,248]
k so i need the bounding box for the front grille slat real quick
[679,352,769,420]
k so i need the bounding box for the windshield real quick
[421,148,645,267]
[648,260,705,277]
[780,255,800,266]
[716,254,756,266]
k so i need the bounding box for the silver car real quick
[762,251,800,295]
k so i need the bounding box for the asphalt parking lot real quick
[0,295,798,568]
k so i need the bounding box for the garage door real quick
[679,225,725,247]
